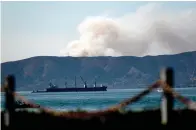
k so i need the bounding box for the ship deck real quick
[33,86,107,93]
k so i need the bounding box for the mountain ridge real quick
[2,50,195,64]
[1,51,196,91]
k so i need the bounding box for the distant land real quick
[1,51,196,91]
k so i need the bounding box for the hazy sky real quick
[1,1,196,63]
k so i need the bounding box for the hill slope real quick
[1,51,196,91]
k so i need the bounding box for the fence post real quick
[160,67,174,125]
[4,75,16,128]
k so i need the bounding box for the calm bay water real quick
[1,88,196,111]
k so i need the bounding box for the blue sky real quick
[1,1,196,62]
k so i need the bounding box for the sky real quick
[1,1,196,63]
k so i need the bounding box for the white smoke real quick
[60,3,196,57]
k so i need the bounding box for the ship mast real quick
[94,76,100,87]
[80,76,87,88]
[75,76,77,88]
[94,76,97,87]
[65,81,67,88]
[94,80,96,87]
[64,77,67,88]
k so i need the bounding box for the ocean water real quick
[1,88,196,111]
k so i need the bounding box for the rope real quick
[13,92,45,110]
[2,80,196,118]
[26,80,161,118]
[159,81,196,110]
[106,80,162,111]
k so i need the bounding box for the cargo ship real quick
[32,76,107,93]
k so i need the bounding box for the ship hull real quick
[32,87,107,93]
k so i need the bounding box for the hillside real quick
[1,51,196,91]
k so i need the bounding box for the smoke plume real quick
[60,3,196,57]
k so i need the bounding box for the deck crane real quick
[80,76,87,88]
